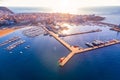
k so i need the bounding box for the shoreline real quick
[0,28,18,37]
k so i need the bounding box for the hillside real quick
[0,7,14,15]
[0,7,16,26]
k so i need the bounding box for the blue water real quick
[9,6,120,15]
[78,6,120,15]
[9,7,52,13]
[0,6,120,80]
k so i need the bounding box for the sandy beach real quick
[0,28,17,37]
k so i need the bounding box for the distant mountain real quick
[0,7,14,15]
[0,7,15,26]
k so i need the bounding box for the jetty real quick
[42,26,120,67]
[59,39,120,66]
[59,29,102,37]
[42,26,73,51]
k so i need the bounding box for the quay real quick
[59,29,102,37]
[42,26,120,67]
[0,36,21,46]
[42,27,73,51]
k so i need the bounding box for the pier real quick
[42,26,120,67]
[59,29,102,37]
[59,40,120,66]
[42,27,73,51]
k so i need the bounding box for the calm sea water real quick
[0,6,120,80]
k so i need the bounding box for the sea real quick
[0,6,120,80]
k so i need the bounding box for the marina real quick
[42,26,120,67]
[6,39,25,50]
[0,36,21,46]
[22,27,45,37]
[0,6,120,80]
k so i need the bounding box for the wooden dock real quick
[42,26,120,67]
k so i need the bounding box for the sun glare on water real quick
[61,23,73,35]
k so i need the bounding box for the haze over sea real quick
[0,6,120,80]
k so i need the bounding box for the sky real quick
[0,0,120,13]
[0,0,120,8]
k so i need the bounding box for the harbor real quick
[0,6,120,80]
[1,23,119,66]
[42,26,120,67]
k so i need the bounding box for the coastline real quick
[0,28,18,37]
